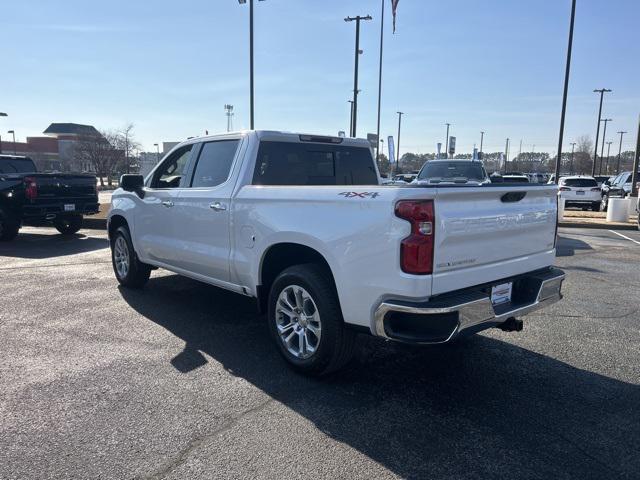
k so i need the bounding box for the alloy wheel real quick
[275,285,322,359]
[113,236,130,279]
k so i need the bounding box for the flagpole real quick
[375,0,385,164]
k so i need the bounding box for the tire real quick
[591,202,600,212]
[268,264,355,376]
[111,226,151,288]
[54,215,83,235]
[0,207,20,241]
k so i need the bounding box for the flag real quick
[391,0,400,33]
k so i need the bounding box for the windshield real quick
[417,162,487,182]
[0,158,37,174]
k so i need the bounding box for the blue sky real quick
[1,0,638,156]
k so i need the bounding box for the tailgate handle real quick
[501,191,527,203]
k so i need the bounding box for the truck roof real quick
[179,130,372,148]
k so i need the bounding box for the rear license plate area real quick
[491,282,513,306]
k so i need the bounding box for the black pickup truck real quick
[0,155,99,241]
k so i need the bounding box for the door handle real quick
[209,202,227,211]
[161,200,174,208]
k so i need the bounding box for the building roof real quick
[43,123,100,137]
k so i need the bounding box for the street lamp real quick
[615,131,627,175]
[569,142,576,174]
[238,0,265,130]
[396,111,404,174]
[153,143,160,164]
[592,88,612,176]
[345,14,372,137]
[605,141,613,175]
[599,118,612,175]
[7,130,16,154]
[444,123,451,159]
[479,131,485,159]
[347,100,354,135]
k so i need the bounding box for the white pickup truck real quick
[108,131,564,375]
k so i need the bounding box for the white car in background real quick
[558,176,601,211]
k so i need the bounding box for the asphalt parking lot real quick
[1,227,639,480]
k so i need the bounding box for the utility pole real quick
[444,123,451,159]
[605,141,613,175]
[396,111,404,174]
[615,131,627,175]
[599,118,611,175]
[238,0,265,129]
[375,0,385,163]
[224,104,234,132]
[570,142,576,174]
[479,131,485,159]
[345,14,372,137]
[554,0,576,184]
[592,88,612,176]
[348,100,354,136]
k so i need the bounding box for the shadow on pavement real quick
[556,235,593,257]
[119,274,640,479]
[0,231,108,259]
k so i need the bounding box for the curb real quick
[559,221,637,231]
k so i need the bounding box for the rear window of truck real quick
[252,141,378,185]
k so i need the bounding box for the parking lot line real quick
[608,230,640,245]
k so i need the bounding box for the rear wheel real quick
[268,264,355,376]
[0,208,20,241]
[111,226,151,288]
[54,215,83,235]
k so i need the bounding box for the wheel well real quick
[108,215,129,243]
[258,243,336,313]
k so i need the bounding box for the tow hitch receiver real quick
[499,317,523,332]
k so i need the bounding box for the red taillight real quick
[559,186,571,191]
[24,176,38,200]
[395,200,434,275]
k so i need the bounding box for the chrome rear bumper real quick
[373,267,565,344]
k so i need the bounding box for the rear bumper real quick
[22,201,100,221]
[373,267,565,344]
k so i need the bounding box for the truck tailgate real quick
[431,185,557,295]
[31,174,96,198]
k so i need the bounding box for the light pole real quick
[238,0,265,130]
[396,111,404,174]
[224,104,234,132]
[7,130,16,154]
[605,141,613,174]
[0,113,6,153]
[554,0,576,184]
[615,131,626,175]
[592,88,612,176]
[479,131,485,159]
[153,143,160,164]
[345,14,372,137]
[348,100,354,135]
[375,0,385,163]
[504,138,510,172]
[444,123,451,159]
[569,142,576,174]
[599,118,611,175]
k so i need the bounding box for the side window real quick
[190,140,240,188]
[151,145,193,189]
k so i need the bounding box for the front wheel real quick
[268,264,355,376]
[111,226,151,288]
[54,215,83,235]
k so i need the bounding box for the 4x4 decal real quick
[339,191,381,198]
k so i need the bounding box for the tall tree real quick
[72,131,123,187]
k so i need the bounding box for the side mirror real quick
[120,174,145,197]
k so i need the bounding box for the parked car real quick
[558,176,601,211]
[600,171,635,211]
[0,155,99,241]
[108,131,564,375]
[414,160,490,184]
